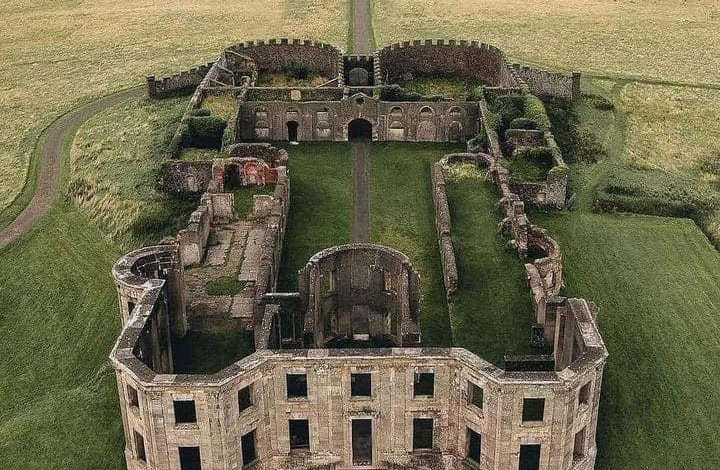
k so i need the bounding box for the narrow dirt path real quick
[350,0,374,55]
[0,87,143,249]
[351,140,371,243]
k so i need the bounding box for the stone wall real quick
[377,40,518,87]
[161,160,214,193]
[510,64,581,100]
[146,63,215,98]
[238,94,479,142]
[227,39,343,82]
[431,159,458,297]
[246,87,345,102]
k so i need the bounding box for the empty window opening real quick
[352,419,373,466]
[134,430,146,462]
[179,446,202,470]
[289,419,310,450]
[348,118,372,141]
[522,398,545,422]
[466,428,481,463]
[127,301,136,315]
[382,269,392,291]
[412,418,433,450]
[351,373,372,397]
[287,373,308,399]
[238,386,252,414]
[241,429,257,467]
[127,385,139,408]
[573,427,586,461]
[414,372,434,397]
[287,121,299,142]
[174,400,197,424]
[519,444,541,470]
[468,382,483,409]
[578,382,591,405]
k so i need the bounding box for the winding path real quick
[0,87,143,249]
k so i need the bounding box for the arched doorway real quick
[286,121,299,142]
[348,118,372,141]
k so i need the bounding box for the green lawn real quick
[533,210,720,469]
[369,142,461,347]
[0,204,125,470]
[277,142,353,290]
[445,164,535,365]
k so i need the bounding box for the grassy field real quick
[0,204,125,470]
[368,142,461,347]
[372,0,720,84]
[533,210,720,469]
[0,0,347,216]
[277,142,354,290]
[445,164,534,364]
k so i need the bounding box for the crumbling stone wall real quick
[161,160,213,193]
[237,94,479,142]
[377,40,518,87]
[297,244,422,347]
[146,63,215,98]
[227,39,343,82]
[510,64,581,100]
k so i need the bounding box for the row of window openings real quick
[168,379,591,426]
[136,423,586,470]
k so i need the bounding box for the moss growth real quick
[205,277,249,296]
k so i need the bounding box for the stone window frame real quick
[520,397,547,426]
[288,417,312,453]
[411,367,435,399]
[466,379,484,415]
[133,429,147,463]
[241,428,258,468]
[573,426,587,462]
[285,368,309,401]
[171,393,200,429]
[347,415,375,467]
[578,380,592,407]
[349,367,373,400]
[410,414,435,452]
[517,442,543,470]
[127,383,140,413]
[464,425,482,467]
[238,382,254,417]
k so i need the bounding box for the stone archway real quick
[348,118,373,141]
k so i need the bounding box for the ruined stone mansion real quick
[110,39,606,470]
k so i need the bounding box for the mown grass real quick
[233,185,277,219]
[369,142,461,347]
[532,210,720,470]
[0,0,348,214]
[277,142,353,290]
[172,329,255,375]
[444,164,534,365]
[400,76,484,101]
[0,204,125,470]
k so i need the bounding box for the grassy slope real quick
[368,142,461,347]
[277,142,353,290]
[534,210,720,469]
[445,166,534,365]
[0,204,124,470]
[0,0,347,214]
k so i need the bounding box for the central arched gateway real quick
[348,118,372,141]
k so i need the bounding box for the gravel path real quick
[0,87,143,249]
[350,0,373,55]
[351,139,371,243]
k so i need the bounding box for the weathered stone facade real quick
[113,38,606,470]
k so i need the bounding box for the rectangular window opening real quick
[241,429,257,467]
[352,419,373,466]
[289,419,310,450]
[522,398,545,422]
[134,430,146,462]
[466,428,481,463]
[468,382,483,409]
[519,444,541,470]
[413,372,434,397]
[351,373,372,397]
[578,381,591,405]
[573,427,586,461]
[174,400,197,424]
[238,385,252,414]
[179,446,202,470]
[412,418,433,450]
[287,373,308,399]
[127,385,139,408]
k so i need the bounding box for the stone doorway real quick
[348,118,372,141]
[352,419,372,466]
[286,120,299,142]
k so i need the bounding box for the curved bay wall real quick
[377,40,518,87]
